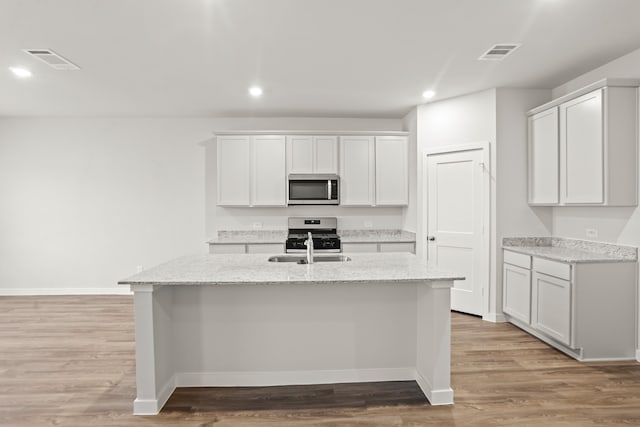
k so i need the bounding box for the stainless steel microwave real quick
[287,174,339,205]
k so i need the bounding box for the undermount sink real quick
[268,255,352,264]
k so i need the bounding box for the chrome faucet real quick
[305,231,314,264]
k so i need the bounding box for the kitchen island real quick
[119,253,463,415]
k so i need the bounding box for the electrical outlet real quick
[364,221,373,228]
[252,222,263,229]
[136,265,144,273]
[586,229,598,239]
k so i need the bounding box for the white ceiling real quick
[2,0,640,118]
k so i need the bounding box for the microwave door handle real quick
[327,180,331,200]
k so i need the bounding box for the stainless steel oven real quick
[287,174,339,205]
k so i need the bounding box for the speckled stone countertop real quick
[503,237,637,263]
[119,253,462,286]
[207,229,416,245]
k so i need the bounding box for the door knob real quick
[428,236,436,241]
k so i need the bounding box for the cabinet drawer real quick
[503,250,531,269]
[342,243,378,253]
[247,243,284,254]
[533,257,571,280]
[209,244,246,254]
[379,242,415,253]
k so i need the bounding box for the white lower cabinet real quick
[502,263,532,324]
[531,271,572,347]
[210,243,284,254]
[502,249,636,361]
[342,242,415,253]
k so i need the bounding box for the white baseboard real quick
[483,312,507,323]
[0,287,132,296]
[636,349,640,362]
[133,367,451,415]
[175,367,416,388]
[133,375,176,415]
[415,371,453,405]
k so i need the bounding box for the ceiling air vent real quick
[23,49,81,70]
[478,44,521,61]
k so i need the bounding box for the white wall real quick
[416,88,497,260]
[415,88,553,320]
[401,108,418,233]
[552,47,640,98]
[0,116,404,294]
[495,88,553,241]
[0,118,208,294]
[415,89,497,316]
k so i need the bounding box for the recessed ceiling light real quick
[422,90,436,99]
[249,86,263,97]
[9,67,32,78]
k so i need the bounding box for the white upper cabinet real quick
[528,108,559,205]
[252,135,286,206]
[375,136,408,206]
[218,131,408,208]
[527,79,638,206]
[217,135,286,207]
[217,135,251,206]
[286,135,338,174]
[340,136,375,205]
[286,136,313,174]
[560,89,604,204]
[339,135,409,206]
[314,136,339,173]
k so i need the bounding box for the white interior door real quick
[426,147,488,316]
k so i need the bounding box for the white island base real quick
[122,254,458,415]
[131,282,453,415]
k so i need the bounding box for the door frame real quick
[423,141,491,317]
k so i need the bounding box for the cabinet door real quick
[379,242,415,253]
[252,135,286,206]
[314,136,338,174]
[503,263,531,324]
[560,89,604,204]
[341,242,378,253]
[375,136,408,206]
[286,135,313,174]
[531,271,572,346]
[339,136,375,205]
[246,243,284,254]
[217,135,251,206]
[528,108,559,204]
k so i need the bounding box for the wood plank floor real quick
[1,296,640,426]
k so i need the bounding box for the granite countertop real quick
[503,237,637,263]
[119,253,463,286]
[207,229,416,245]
